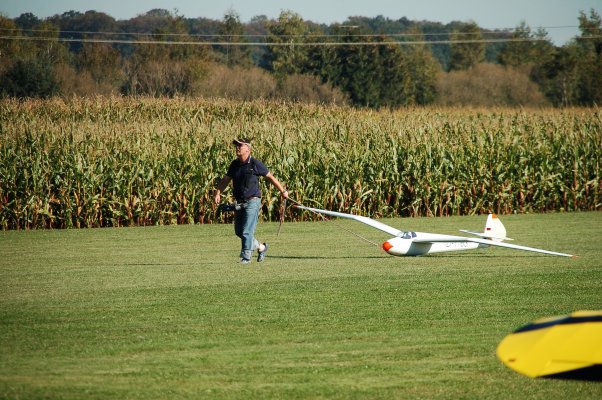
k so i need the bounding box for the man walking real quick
[214,138,289,264]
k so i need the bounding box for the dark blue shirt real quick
[226,156,269,201]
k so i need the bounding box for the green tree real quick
[30,20,70,65]
[217,9,251,67]
[0,16,22,72]
[449,22,485,71]
[121,10,207,96]
[532,9,602,106]
[578,9,602,55]
[575,9,602,105]
[532,45,580,107]
[498,22,554,68]
[14,12,40,31]
[48,10,117,53]
[266,11,310,81]
[76,41,123,86]
[309,27,438,108]
[314,27,384,107]
[0,58,59,98]
[396,29,440,105]
[0,17,68,98]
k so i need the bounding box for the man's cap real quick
[232,138,252,148]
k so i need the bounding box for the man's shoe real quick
[257,243,268,262]
[240,258,251,264]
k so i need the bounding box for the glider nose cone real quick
[382,241,394,253]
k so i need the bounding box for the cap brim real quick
[232,139,251,147]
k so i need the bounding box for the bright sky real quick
[1,0,600,45]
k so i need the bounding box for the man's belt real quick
[236,196,259,204]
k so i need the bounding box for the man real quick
[214,138,289,264]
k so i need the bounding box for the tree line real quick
[1,8,600,107]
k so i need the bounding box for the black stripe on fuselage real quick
[514,315,602,334]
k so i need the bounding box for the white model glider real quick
[296,205,575,257]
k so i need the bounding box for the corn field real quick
[0,97,600,229]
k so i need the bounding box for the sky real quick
[1,0,600,45]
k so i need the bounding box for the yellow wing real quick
[497,311,602,379]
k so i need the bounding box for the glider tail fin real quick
[484,214,507,241]
[460,213,512,242]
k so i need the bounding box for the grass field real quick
[1,211,601,399]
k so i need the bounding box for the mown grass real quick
[1,211,601,399]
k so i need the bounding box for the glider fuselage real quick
[383,233,483,256]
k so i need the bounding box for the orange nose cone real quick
[382,241,394,252]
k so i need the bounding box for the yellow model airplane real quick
[497,311,602,379]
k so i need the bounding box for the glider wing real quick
[295,205,403,237]
[412,236,574,257]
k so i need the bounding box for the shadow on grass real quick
[542,364,602,381]
[269,255,389,260]
[272,253,554,260]
[423,253,553,258]
[121,263,188,266]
